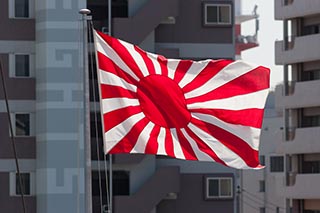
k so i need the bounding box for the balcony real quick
[275,0,320,20]
[282,173,320,199]
[236,35,259,54]
[113,0,179,45]
[277,127,320,154]
[235,6,259,55]
[275,34,320,65]
[274,80,320,109]
[114,166,180,213]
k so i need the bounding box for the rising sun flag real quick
[93,30,270,169]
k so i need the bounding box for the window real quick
[259,207,266,213]
[206,177,233,199]
[204,3,231,26]
[270,156,284,172]
[15,113,30,136]
[11,113,34,136]
[15,55,30,77]
[10,172,34,196]
[15,0,29,18]
[259,155,265,166]
[259,180,265,192]
[9,54,34,77]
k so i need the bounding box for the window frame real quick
[9,0,35,19]
[206,177,233,199]
[9,53,35,78]
[203,3,232,26]
[9,172,35,196]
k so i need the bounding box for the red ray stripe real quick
[157,55,168,76]
[103,106,141,133]
[186,66,270,104]
[191,117,260,168]
[134,46,156,75]
[184,127,227,166]
[100,84,137,99]
[176,129,198,160]
[190,108,264,128]
[173,60,193,83]
[97,31,145,80]
[165,129,175,158]
[97,52,138,85]
[109,117,150,153]
[182,60,233,93]
[144,125,161,154]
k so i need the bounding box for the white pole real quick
[79,8,92,213]
[108,0,113,212]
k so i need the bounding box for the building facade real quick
[0,0,259,212]
[242,93,286,213]
[275,0,320,212]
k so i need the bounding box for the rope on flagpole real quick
[0,59,27,213]
[107,0,113,211]
[90,22,111,213]
[88,20,110,213]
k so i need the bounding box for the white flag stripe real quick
[188,123,251,169]
[180,128,215,162]
[167,59,180,79]
[147,52,162,74]
[178,60,211,88]
[185,60,258,99]
[170,129,186,160]
[104,112,145,153]
[95,32,140,81]
[131,122,155,153]
[187,89,269,110]
[99,69,137,92]
[157,128,167,155]
[191,113,261,150]
[118,40,150,77]
[102,98,140,114]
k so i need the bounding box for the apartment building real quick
[0,0,259,212]
[274,0,320,212]
[242,93,286,213]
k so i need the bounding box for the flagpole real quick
[108,0,113,212]
[79,8,92,213]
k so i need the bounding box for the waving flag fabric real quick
[93,30,270,169]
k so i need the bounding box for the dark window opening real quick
[15,0,29,18]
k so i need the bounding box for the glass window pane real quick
[220,179,232,196]
[219,6,230,23]
[15,0,29,18]
[15,55,30,77]
[270,156,284,172]
[208,179,219,197]
[206,6,218,23]
[16,173,30,195]
[15,114,30,136]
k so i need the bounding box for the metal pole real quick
[79,8,92,213]
[108,1,113,212]
[0,60,27,213]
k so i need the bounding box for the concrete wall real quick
[35,0,86,212]
[157,173,235,213]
